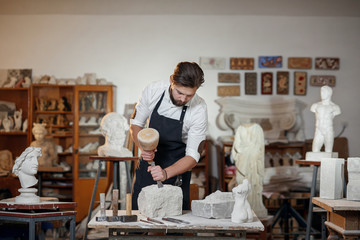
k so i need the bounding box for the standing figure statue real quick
[311,86,341,153]
[12,147,42,203]
[231,123,268,218]
[231,179,253,223]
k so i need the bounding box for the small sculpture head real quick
[12,147,42,177]
[320,85,333,101]
[32,123,47,141]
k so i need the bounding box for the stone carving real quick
[320,158,344,199]
[346,157,360,201]
[231,179,253,223]
[97,112,132,158]
[216,97,306,143]
[0,150,13,177]
[30,123,57,167]
[311,86,341,153]
[12,147,42,203]
[231,123,267,218]
[2,116,12,132]
[14,108,22,131]
[191,191,234,219]
[138,184,182,218]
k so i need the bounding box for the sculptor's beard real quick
[169,88,186,107]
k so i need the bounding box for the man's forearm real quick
[129,124,143,149]
[164,156,197,179]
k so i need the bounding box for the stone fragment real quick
[347,157,360,201]
[191,191,234,219]
[138,184,182,218]
[320,158,344,199]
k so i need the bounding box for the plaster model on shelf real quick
[30,123,58,167]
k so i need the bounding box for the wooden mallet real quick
[137,128,163,188]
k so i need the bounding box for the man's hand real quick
[141,149,156,162]
[148,165,167,182]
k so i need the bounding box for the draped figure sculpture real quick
[231,123,268,218]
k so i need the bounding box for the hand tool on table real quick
[147,217,165,224]
[162,217,190,224]
[140,219,155,224]
[137,128,163,188]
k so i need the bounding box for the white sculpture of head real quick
[12,147,42,189]
[97,112,132,157]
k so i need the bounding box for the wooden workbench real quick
[88,210,264,239]
[312,197,360,240]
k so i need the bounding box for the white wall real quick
[1,14,359,159]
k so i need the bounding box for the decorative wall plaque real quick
[288,57,312,69]
[259,56,282,68]
[218,73,240,83]
[310,75,336,87]
[230,58,254,70]
[315,57,340,70]
[217,86,240,97]
[199,57,226,70]
[294,72,307,95]
[245,72,257,95]
[261,72,273,95]
[276,71,289,95]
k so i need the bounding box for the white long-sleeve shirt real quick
[130,79,208,162]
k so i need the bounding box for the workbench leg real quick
[29,219,35,240]
[84,160,103,240]
[306,165,319,240]
[70,215,76,240]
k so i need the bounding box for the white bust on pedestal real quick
[306,86,341,161]
[12,147,42,203]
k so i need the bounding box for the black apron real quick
[132,91,191,210]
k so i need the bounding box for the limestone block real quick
[306,152,338,161]
[320,158,344,199]
[191,191,234,219]
[347,157,360,201]
[138,184,182,218]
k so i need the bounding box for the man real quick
[130,61,208,210]
[311,85,341,153]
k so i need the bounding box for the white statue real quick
[30,123,58,167]
[12,147,42,203]
[2,116,13,132]
[22,118,28,132]
[14,109,22,131]
[231,179,253,223]
[98,112,132,157]
[3,77,17,88]
[22,77,31,88]
[311,86,341,153]
[231,123,268,218]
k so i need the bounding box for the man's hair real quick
[172,62,204,88]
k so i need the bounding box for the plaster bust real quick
[97,112,132,157]
[311,86,341,152]
[30,123,58,167]
[12,147,42,189]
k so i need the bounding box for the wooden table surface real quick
[312,197,360,212]
[88,210,264,232]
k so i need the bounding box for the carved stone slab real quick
[261,72,273,95]
[320,158,344,199]
[217,86,240,96]
[294,72,307,95]
[288,57,312,69]
[315,57,340,70]
[218,73,240,83]
[310,75,336,87]
[347,157,360,201]
[230,58,254,70]
[245,72,257,95]
[276,71,289,95]
[259,56,282,68]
